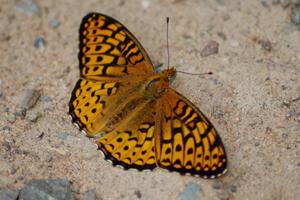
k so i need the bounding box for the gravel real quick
[200,40,219,57]
[19,179,73,200]
[0,189,19,200]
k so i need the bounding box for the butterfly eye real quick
[167,74,176,82]
[146,78,160,90]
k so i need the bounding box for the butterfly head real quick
[144,68,176,98]
[163,67,177,83]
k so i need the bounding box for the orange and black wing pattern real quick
[69,12,154,132]
[96,100,159,170]
[78,12,154,79]
[155,89,227,178]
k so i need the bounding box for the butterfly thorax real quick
[144,68,176,99]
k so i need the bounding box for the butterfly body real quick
[69,13,227,178]
[144,68,176,99]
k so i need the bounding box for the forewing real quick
[79,12,154,79]
[156,89,227,178]
[70,12,155,134]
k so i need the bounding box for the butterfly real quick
[69,12,227,178]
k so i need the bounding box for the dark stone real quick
[40,95,52,102]
[134,190,142,199]
[49,19,60,28]
[16,0,40,16]
[19,179,73,200]
[259,39,272,51]
[0,189,19,200]
[217,32,227,40]
[180,183,202,200]
[3,141,11,151]
[229,184,237,193]
[212,182,223,190]
[15,108,27,119]
[291,6,300,25]
[34,37,46,48]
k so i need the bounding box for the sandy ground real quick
[0,0,299,199]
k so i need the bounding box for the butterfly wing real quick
[96,100,160,170]
[79,12,154,79]
[69,13,155,134]
[155,88,227,178]
[69,78,119,133]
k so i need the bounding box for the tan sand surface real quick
[0,0,299,199]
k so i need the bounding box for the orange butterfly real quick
[69,13,227,178]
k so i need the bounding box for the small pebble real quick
[291,6,300,25]
[134,190,142,199]
[46,155,53,162]
[20,89,41,109]
[200,40,219,57]
[15,149,29,155]
[2,126,12,132]
[212,182,223,190]
[229,184,237,193]
[58,132,71,141]
[282,100,291,107]
[292,96,300,102]
[0,33,11,41]
[15,108,27,119]
[3,141,11,152]
[34,37,46,49]
[16,0,40,16]
[82,190,97,200]
[6,113,16,123]
[17,176,25,181]
[213,107,225,119]
[259,39,272,51]
[40,95,52,102]
[180,183,202,200]
[281,85,288,90]
[37,132,45,139]
[286,110,300,119]
[49,18,60,28]
[217,32,227,40]
[26,111,41,122]
[261,0,269,7]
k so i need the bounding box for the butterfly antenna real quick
[166,17,170,69]
[177,71,213,76]
[166,17,211,77]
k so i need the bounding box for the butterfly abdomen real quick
[104,97,152,132]
[105,99,138,129]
